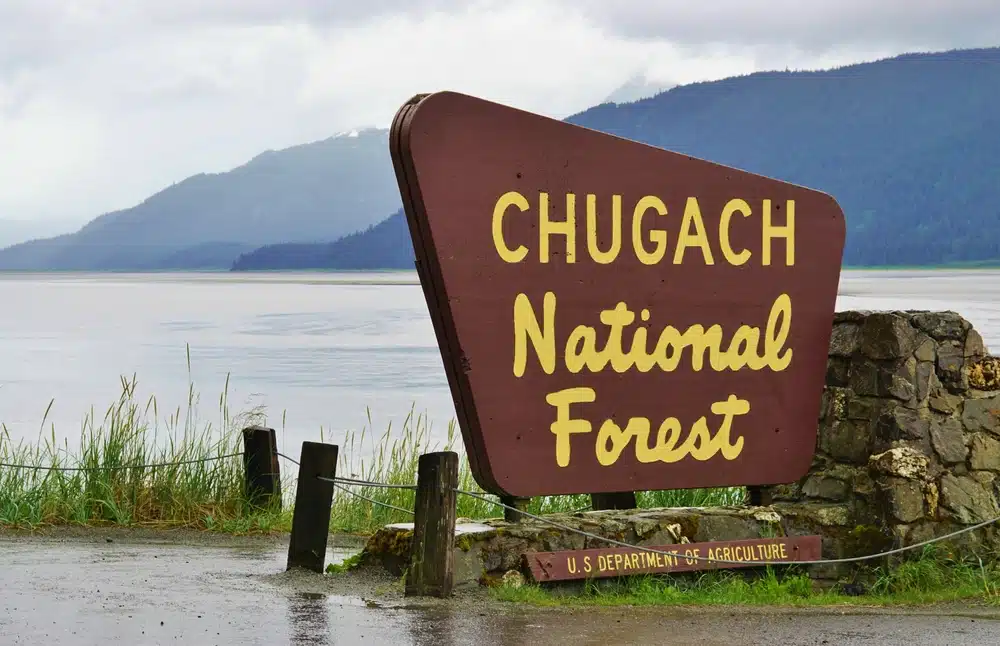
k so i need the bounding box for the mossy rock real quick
[326,552,364,574]
[455,534,475,552]
[843,524,894,558]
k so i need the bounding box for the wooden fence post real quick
[500,496,530,523]
[747,487,773,506]
[286,441,338,573]
[591,492,637,511]
[405,451,458,598]
[242,426,282,510]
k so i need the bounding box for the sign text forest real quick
[390,92,845,498]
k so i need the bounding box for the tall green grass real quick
[1,369,743,534]
[0,372,276,531]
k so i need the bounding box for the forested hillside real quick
[231,210,414,271]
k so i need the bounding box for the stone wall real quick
[764,310,1000,559]
[358,311,1000,587]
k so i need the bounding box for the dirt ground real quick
[1,527,998,645]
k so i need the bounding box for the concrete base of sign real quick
[357,311,1000,590]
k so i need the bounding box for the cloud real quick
[565,0,1000,53]
[0,1,996,225]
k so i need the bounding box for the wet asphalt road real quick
[1,532,998,645]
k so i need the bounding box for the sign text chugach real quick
[494,191,794,470]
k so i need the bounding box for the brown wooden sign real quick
[525,535,823,583]
[390,91,845,498]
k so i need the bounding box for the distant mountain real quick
[602,74,675,104]
[236,47,1000,270]
[0,129,399,271]
[0,218,83,249]
[158,242,258,271]
[231,209,413,271]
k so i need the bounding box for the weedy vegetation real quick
[0,355,741,534]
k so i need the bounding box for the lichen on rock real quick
[870,447,929,480]
[968,356,1000,390]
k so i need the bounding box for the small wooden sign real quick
[525,535,822,583]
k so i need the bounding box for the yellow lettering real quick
[631,196,668,264]
[764,293,793,371]
[570,389,750,468]
[539,192,576,263]
[673,197,715,265]
[598,556,608,572]
[565,325,598,374]
[723,547,733,561]
[779,543,788,559]
[492,191,529,262]
[583,556,592,573]
[719,198,752,265]
[762,199,795,266]
[614,554,624,570]
[601,303,636,372]
[546,387,596,467]
[567,556,578,574]
[586,194,622,264]
[512,292,556,377]
[726,325,767,371]
[709,395,750,460]
[500,193,796,267]
[631,553,641,569]
[595,418,637,467]
[636,417,679,464]
[553,294,791,375]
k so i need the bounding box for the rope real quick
[329,481,414,516]
[454,488,1000,567]
[0,452,243,473]
[265,452,417,514]
[278,452,416,490]
[331,476,417,490]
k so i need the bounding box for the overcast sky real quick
[1,1,998,227]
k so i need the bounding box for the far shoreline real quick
[3,265,1000,280]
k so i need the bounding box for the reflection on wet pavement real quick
[1,539,998,645]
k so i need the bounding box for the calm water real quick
[2,270,1000,455]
